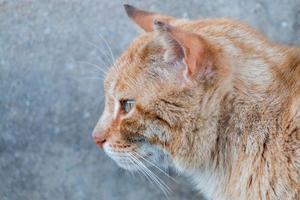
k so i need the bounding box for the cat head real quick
[93,5,226,171]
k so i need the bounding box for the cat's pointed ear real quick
[154,20,214,81]
[124,4,173,32]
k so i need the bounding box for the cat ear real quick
[124,4,173,32]
[153,20,214,81]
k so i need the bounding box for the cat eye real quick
[120,99,135,113]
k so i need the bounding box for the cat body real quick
[93,5,300,200]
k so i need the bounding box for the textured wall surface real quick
[1,0,299,200]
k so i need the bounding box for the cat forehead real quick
[104,33,163,92]
[104,58,144,94]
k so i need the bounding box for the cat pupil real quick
[120,99,135,113]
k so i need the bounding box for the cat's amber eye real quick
[120,99,135,113]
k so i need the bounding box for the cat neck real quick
[188,68,296,199]
[185,91,281,199]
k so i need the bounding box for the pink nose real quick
[92,133,107,149]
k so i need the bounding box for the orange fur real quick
[93,5,300,200]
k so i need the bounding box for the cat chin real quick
[105,152,141,171]
[116,162,139,171]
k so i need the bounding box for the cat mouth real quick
[103,145,155,171]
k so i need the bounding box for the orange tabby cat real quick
[92,4,300,200]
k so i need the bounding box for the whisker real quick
[134,152,176,183]
[95,56,111,71]
[78,61,108,76]
[84,39,112,67]
[130,154,166,193]
[127,155,157,188]
[96,32,115,64]
[129,153,172,197]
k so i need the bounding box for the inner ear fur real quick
[153,20,215,81]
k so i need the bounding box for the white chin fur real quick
[103,143,137,171]
[103,142,171,171]
[115,161,139,171]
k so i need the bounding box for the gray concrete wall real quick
[1,0,299,200]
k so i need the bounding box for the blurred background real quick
[1,0,299,200]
